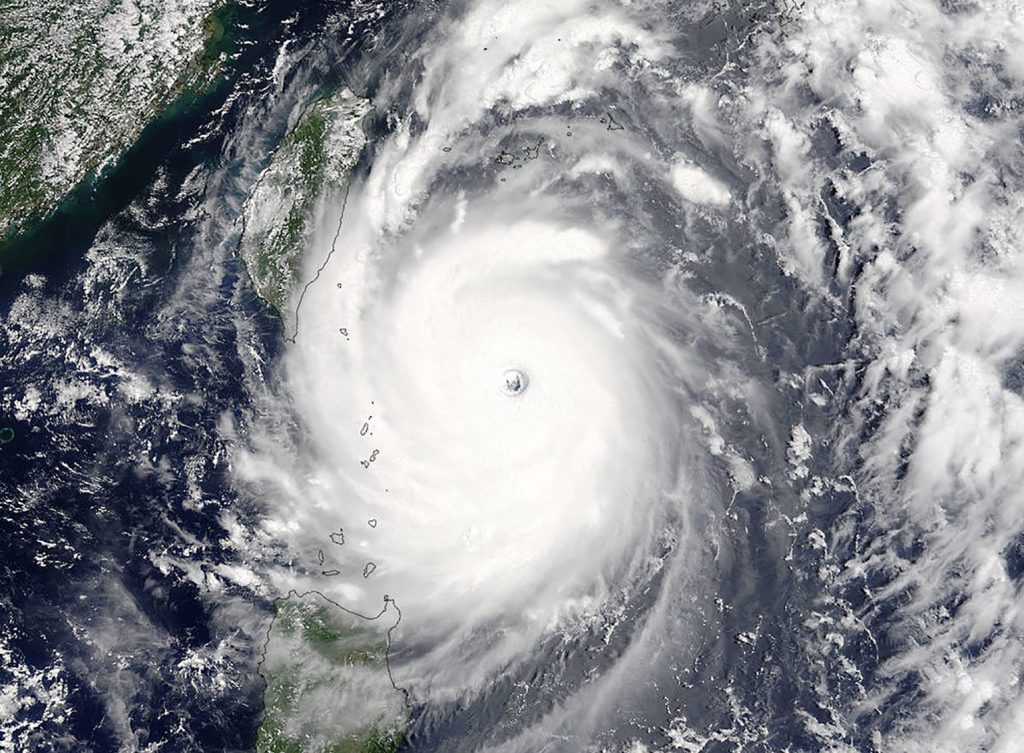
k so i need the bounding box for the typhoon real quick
[2,0,1024,752]
[239,0,736,720]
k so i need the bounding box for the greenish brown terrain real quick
[257,592,407,753]
[237,86,371,329]
[0,0,226,240]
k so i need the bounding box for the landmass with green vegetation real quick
[257,592,408,753]
[237,86,371,327]
[0,0,229,241]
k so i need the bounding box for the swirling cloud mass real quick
[233,0,1024,750]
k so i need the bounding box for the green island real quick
[257,592,408,753]
[237,86,371,329]
[0,0,230,241]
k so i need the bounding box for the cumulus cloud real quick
[735,0,1024,749]
[670,156,731,206]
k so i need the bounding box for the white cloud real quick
[669,157,731,206]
